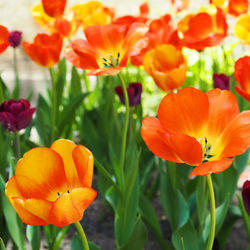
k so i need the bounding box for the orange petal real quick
[12,198,49,226]
[5,176,23,206]
[235,85,250,102]
[0,25,9,54]
[72,145,94,187]
[87,66,121,76]
[216,111,250,158]
[161,133,203,165]
[206,89,239,142]
[158,87,209,137]
[49,187,97,227]
[42,0,66,18]
[15,147,67,200]
[141,117,183,163]
[50,139,81,188]
[190,158,234,177]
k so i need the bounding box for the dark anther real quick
[57,192,60,196]
[205,138,208,144]
[103,58,107,61]
[67,190,70,193]
[118,52,120,58]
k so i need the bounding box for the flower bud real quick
[8,31,22,48]
[213,73,230,90]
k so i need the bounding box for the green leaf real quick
[235,149,249,174]
[139,194,169,249]
[0,175,25,250]
[57,93,86,132]
[172,221,201,250]
[26,226,41,250]
[118,217,147,250]
[160,166,189,231]
[0,237,6,250]
[89,242,100,250]
[71,234,82,250]
[71,66,82,95]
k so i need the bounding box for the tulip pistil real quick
[103,52,120,67]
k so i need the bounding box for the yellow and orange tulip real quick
[0,25,9,54]
[64,23,148,76]
[143,44,187,92]
[31,3,77,38]
[141,87,250,177]
[22,33,62,68]
[178,5,228,51]
[5,139,97,227]
[70,1,114,29]
[234,56,250,102]
[234,13,250,44]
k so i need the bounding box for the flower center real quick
[57,190,70,197]
[102,52,120,67]
[202,137,213,163]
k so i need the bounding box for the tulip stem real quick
[0,79,3,103]
[74,221,89,250]
[118,73,130,189]
[14,132,21,160]
[206,174,216,250]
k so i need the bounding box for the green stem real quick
[49,68,57,142]
[82,70,90,92]
[74,221,89,250]
[94,158,121,196]
[0,79,3,103]
[14,48,18,83]
[14,132,21,160]
[118,73,130,189]
[52,225,69,250]
[206,175,216,250]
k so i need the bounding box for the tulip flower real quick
[8,31,22,48]
[22,33,62,68]
[213,73,230,90]
[0,25,10,54]
[0,99,35,132]
[143,44,187,92]
[115,82,142,107]
[141,87,250,177]
[5,139,97,227]
[171,0,190,12]
[64,23,148,76]
[70,1,114,29]
[31,3,78,38]
[112,2,149,28]
[177,5,228,51]
[210,0,248,16]
[42,0,66,18]
[234,56,250,102]
[242,180,250,216]
[131,14,181,66]
[234,13,250,44]
[228,0,248,16]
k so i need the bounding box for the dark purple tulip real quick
[242,180,250,216]
[0,99,35,132]
[115,82,142,107]
[213,73,230,90]
[8,31,22,48]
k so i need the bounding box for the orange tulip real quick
[141,87,250,177]
[234,56,250,102]
[5,139,97,227]
[234,13,250,44]
[112,3,149,28]
[42,0,67,18]
[131,14,181,66]
[31,3,78,38]
[171,0,190,12]
[143,44,187,92]
[64,23,148,76]
[0,25,9,54]
[228,0,248,16]
[178,5,228,51]
[70,1,114,29]
[22,33,62,68]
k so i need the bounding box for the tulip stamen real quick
[102,52,120,68]
[202,138,213,163]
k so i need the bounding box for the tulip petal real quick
[235,85,250,102]
[49,187,97,227]
[216,111,250,158]
[72,145,94,187]
[158,87,209,137]
[5,176,23,206]
[50,139,81,188]
[12,198,48,226]
[15,147,67,200]
[206,89,239,143]
[16,107,36,130]
[190,158,234,177]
